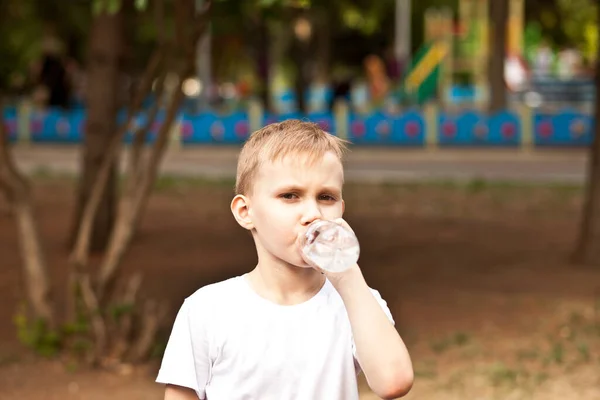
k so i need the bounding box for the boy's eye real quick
[319,194,338,202]
[280,193,298,200]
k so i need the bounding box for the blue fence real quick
[2,105,596,147]
[438,110,522,147]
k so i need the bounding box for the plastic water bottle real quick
[300,220,360,273]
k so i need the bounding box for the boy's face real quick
[232,151,345,269]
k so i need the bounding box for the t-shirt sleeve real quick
[352,288,395,373]
[156,298,212,399]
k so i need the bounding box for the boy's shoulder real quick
[185,275,245,307]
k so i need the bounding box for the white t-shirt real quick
[156,274,394,400]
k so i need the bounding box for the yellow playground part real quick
[404,42,449,92]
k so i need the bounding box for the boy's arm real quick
[164,384,199,400]
[328,265,414,399]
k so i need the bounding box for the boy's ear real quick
[231,194,254,230]
[342,199,345,214]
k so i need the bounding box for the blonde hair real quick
[235,119,348,195]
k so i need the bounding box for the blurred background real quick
[1,0,600,399]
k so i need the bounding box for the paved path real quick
[11,145,590,184]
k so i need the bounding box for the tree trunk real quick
[488,0,508,113]
[314,8,331,85]
[292,39,310,114]
[71,11,124,253]
[255,17,271,111]
[573,8,600,265]
[69,48,163,269]
[0,103,54,326]
[97,80,187,300]
[13,201,54,324]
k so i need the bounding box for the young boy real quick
[156,120,413,400]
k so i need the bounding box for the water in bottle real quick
[300,220,360,273]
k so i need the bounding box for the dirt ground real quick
[1,177,599,400]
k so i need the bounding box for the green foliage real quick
[0,0,91,92]
[341,6,380,35]
[576,342,591,362]
[71,338,93,356]
[258,0,283,6]
[135,0,149,11]
[93,0,122,15]
[13,303,92,359]
[13,300,133,360]
[430,331,471,354]
[92,0,105,15]
[524,22,544,63]
[13,308,61,358]
[555,0,597,60]
[108,302,135,322]
[0,2,43,91]
[549,342,564,364]
[488,363,522,387]
[107,0,122,14]
[62,315,90,336]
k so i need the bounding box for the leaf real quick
[293,0,311,8]
[257,0,279,7]
[107,0,122,15]
[135,0,148,11]
[92,0,105,15]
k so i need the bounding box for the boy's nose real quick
[300,202,322,226]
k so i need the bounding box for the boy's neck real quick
[247,261,326,306]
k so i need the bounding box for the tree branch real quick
[0,98,54,326]
[129,68,167,174]
[69,46,165,269]
[154,0,167,47]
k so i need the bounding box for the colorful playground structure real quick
[402,0,526,106]
[269,0,528,113]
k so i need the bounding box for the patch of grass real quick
[29,166,76,182]
[414,359,438,379]
[516,348,540,362]
[547,342,564,365]
[453,332,470,346]
[430,332,471,354]
[576,342,591,363]
[430,340,449,354]
[533,371,549,386]
[488,363,524,387]
[465,177,487,194]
